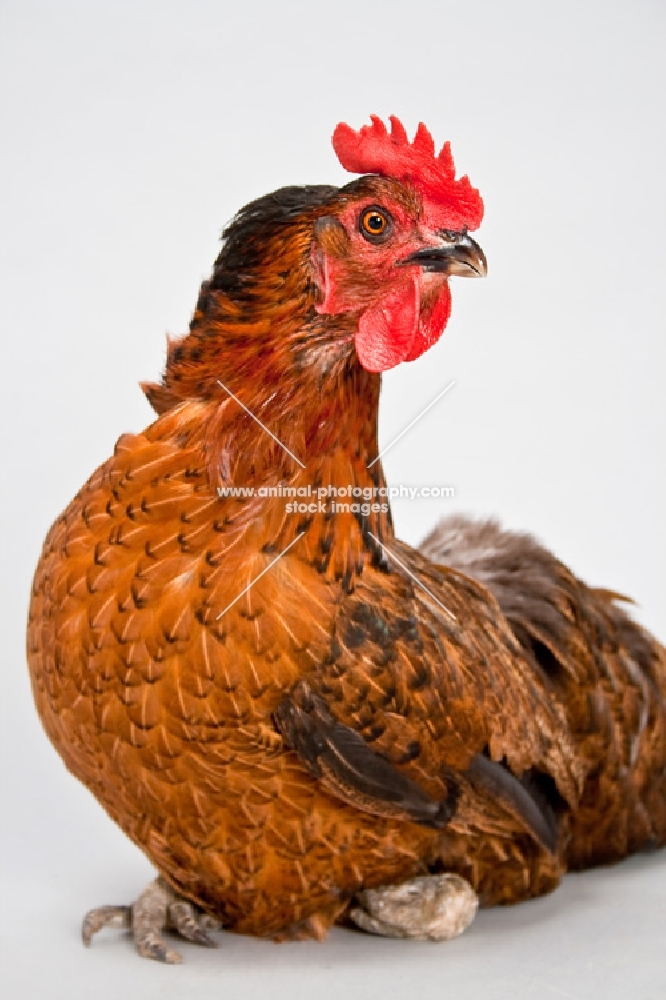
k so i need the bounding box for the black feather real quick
[275,683,458,829]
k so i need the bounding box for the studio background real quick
[1,1,664,997]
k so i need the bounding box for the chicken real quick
[27,116,666,962]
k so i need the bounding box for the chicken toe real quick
[81,904,131,945]
[349,873,478,941]
[82,877,221,962]
[167,898,221,948]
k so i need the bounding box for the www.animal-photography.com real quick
[1,2,664,999]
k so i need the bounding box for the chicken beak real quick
[400,234,487,278]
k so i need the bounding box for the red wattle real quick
[355,276,420,372]
[406,284,452,362]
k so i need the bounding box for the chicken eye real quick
[359,206,392,243]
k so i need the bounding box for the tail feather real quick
[421,515,666,867]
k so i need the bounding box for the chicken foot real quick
[82,872,477,960]
[349,873,478,941]
[82,876,221,963]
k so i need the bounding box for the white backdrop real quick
[1,1,664,997]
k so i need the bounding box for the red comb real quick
[332,115,483,232]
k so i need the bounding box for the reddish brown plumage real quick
[27,126,666,941]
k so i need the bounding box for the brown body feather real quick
[27,180,666,939]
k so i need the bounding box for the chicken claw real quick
[82,877,221,963]
[349,873,478,941]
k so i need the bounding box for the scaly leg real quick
[82,877,221,963]
[349,873,478,941]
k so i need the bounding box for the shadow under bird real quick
[27,115,666,962]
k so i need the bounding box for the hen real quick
[27,116,666,961]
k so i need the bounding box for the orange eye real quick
[360,206,392,242]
